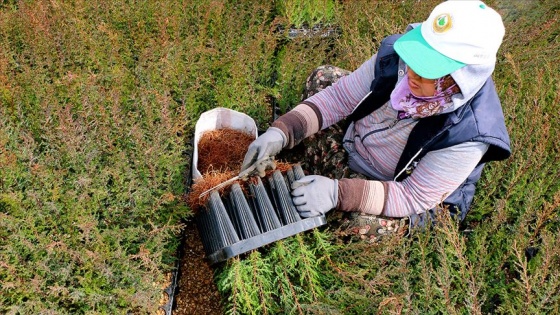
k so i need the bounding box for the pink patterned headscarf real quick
[390,71,461,119]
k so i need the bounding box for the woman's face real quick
[407,67,437,97]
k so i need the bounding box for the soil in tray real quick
[187,128,255,210]
[173,220,223,315]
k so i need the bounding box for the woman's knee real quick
[302,65,351,100]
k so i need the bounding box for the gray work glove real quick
[291,175,338,218]
[241,127,287,176]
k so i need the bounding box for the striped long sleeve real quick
[337,142,488,217]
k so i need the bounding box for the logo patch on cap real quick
[433,13,452,33]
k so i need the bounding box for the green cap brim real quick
[394,26,465,79]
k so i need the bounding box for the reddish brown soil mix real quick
[186,170,238,210]
[196,128,255,174]
[186,160,295,211]
[186,128,254,210]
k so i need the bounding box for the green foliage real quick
[216,230,338,315]
[274,35,338,113]
[276,0,339,29]
[0,0,558,314]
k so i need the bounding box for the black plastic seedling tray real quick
[196,164,326,265]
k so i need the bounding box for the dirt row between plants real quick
[173,220,223,315]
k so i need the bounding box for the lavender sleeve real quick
[272,56,377,147]
[383,141,489,217]
[304,55,377,129]
[336,141,489,217]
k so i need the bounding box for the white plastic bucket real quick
[192,107,258,180]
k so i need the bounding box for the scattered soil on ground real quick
[173,220,223,315]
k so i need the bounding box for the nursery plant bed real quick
[158,268,179,315]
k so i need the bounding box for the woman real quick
[241,1,511,241]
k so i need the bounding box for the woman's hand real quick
[241,127,286,175]
[291,175,338,218]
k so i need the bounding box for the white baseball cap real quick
[394,1,505,79]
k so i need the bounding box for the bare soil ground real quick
[173,221,223,315]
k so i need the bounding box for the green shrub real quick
[0,0,558,313]
[276,0,339,29]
